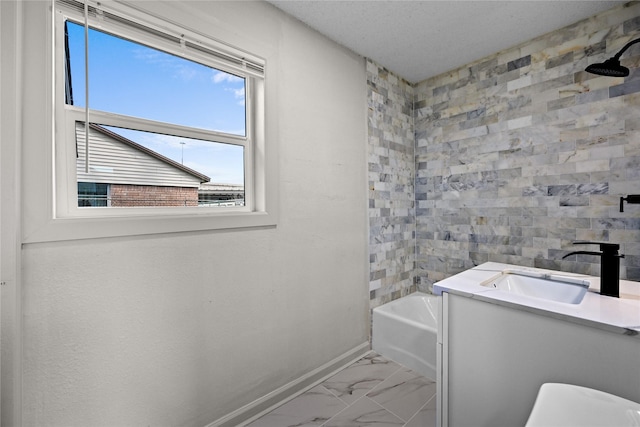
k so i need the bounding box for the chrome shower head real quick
[585,37,640,77]
[585,58,629,77]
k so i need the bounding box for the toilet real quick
[526,383,640,427]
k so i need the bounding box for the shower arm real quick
[612,38,640,60]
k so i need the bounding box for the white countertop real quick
[433,262,640,337]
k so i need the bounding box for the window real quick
[64,19,248,209]
[46,0,274,241]
[78,182,109,207]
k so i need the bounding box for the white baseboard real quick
[207,342,371,427]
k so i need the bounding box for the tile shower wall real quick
[368,2,640,304]
[414,2,640,287]
[367,60,417,308]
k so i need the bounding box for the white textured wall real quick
[15,1,368,425]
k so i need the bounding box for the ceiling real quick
[266,0,625,83]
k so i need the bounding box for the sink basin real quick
[526,383,640,427]
[480,269,589,304]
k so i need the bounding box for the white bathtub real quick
[372,292,440,380]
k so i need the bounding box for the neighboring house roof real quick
[89,124,211,184]
[76,123,211,188]
[199,182,244,195]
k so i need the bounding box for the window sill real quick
[23,210,277,243]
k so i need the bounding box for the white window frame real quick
[29,0,277,242]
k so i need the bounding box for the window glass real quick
[78,182,109,207]
[65,21,246,136]
[76,123,245,207]
[65,18,247,209]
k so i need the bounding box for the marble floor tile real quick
[322,353,403,405]
[246,385,347,427]
[323,397,404,427]
[405,394,437,427]
[245,352,438,427]
[366,367,437,422]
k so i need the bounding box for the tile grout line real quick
[318,384,351,408]
[402,393,437,426]
[318,362,407,426]
[367,372,438,426]
[365,395,408,424]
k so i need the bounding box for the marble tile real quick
[398,1,640,290]
[249,352,439,427]
[322,353,402,405]
[367,59,416,307]
[507,54,532,71]
[405,394,437,427]
[246,385,347,427]
[323,397,404,427]
[366,367,437,422]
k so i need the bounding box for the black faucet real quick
[562,241,624,298]
[620,194,640,212]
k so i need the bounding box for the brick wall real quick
[110,184,199,207]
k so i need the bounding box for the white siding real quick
[75,123,203,188]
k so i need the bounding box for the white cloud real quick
[230,87,245,106]
[175,64,198,81]
[134,47,200,81]
[212,71,243,84]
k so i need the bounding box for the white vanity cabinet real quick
[434,262,640,427]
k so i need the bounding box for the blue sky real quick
[66,21,246,185]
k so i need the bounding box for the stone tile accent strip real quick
[367,60,417,309]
